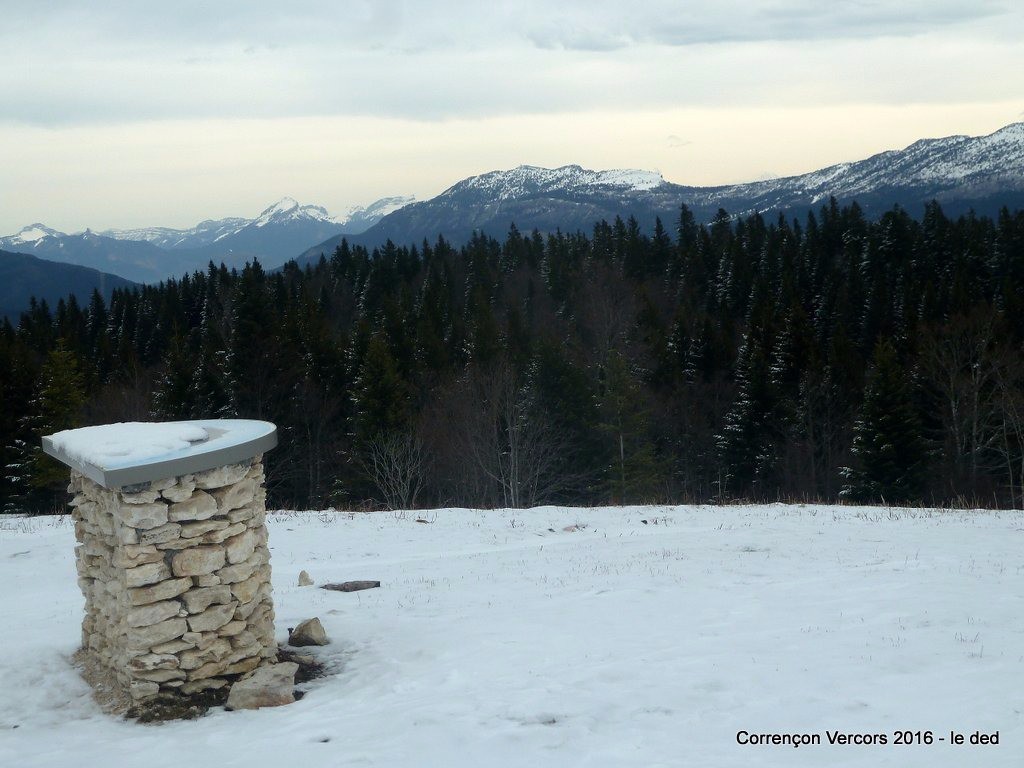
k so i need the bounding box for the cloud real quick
[667,135,692,148]
[0,1,1021,126]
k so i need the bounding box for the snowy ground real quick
[0,504,1021,768]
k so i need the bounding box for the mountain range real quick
[4,121,1024,314]
[0,195,414,285]
[297,121,1024,263]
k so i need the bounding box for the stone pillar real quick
[69,455,276,704]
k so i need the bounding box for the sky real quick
[2,0,1023,233]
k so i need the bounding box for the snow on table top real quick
[43,419,276,486]
[48,422,209,470]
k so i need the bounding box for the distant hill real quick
[0,249,136,321]
[295,122,1024,264]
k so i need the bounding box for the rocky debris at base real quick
[225,662,299,710]
[288,617,329,647]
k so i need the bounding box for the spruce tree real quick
[841,340,929,503]
[596,351,662,502]
[23,341,88,507]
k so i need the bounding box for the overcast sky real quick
[2,0,1023,233]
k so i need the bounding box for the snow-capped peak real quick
[259,197,300,217]
[2,223,64,245]
[447,164,667,200]
[253,198,334,228]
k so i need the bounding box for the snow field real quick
[0,504,1021,768]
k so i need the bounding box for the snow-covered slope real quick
[337,195,416,233]
[705,122,1024,216]
[102,219,248,250]
[1,504,1020,767]
[0,223,65,247]
[448,164,667,200]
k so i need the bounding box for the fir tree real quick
[596,351,662,503]
[22,341,88,506]
[841,340,930,503]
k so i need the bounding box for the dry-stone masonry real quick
[70,455,276,705]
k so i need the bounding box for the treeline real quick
[3,199,1024,513]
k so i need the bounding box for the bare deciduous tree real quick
[359,430,426,510]
[993,351,1024,508]
[424,361,579,508]
[920,310,1005,499]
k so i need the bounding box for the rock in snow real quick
[288,617,329,647]
[225,663,299,710]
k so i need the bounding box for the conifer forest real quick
[4,200,1024,513]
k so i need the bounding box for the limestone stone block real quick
[129,680,160,700]
[125,617,188,650]
[187,602,237,633]
[179,519,229,538]
[187,659,229,681]
[181,585,232,614]
[115,524,140,545]
[95,512,114,536]
[115,502,169,530]
[230,572,264,604]
[138,522,182,545]
[155,537,197,551]
[161,480,196,503]
[125,561,172,588]
[168,489,219,522]
[116,543,159,562]
[214,478,257,513]
[178,639,232,670]
[234,585,271,621]
[227,504,256,524]
[222,655,261,676]
[82,538,112,557]
[201,522,246,545]
[225,529,256,565]
[217,559,257,584]
[225,663,297,710]
[217,620,246,637]
[150,638,194,654]
[120,481,153,494]
[180,678,227,695]
[113,548,165,568]
[133,668,186,683]
[120,489,160,504]
[128,577,192,606]
[230,630,257,650]
[288,617,329,647]
[195,462,250,490]
[194,574,221,587]
[127,599,182,628]
[128,653,180,672]
[171,546,225,577]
